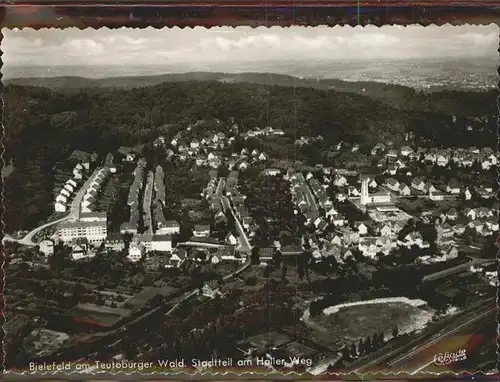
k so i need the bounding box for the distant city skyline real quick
[2,25,499,80]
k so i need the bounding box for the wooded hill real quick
[3,77,496,231]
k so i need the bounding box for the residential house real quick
[385,165,398,175]
[151,235,172,252]
[104,233,125,252]
[73,168,83,180]
[264,168,281,176]
[436,155,449,167]
[54,201,67,213]
[330,235,342,246]
[386,149,398,159]
[386,178,400,192]
[330,214,345,227]
[56,194,68,204]
[366,177,378,189]
[477,207,493,219]
[156,220,180,235]
[371,143,386,155]
[334,175,348,187]
[336,193,347,202]
[444,246,459,260]
[120,222,138,235]
[202,280,221,298]
[343,249,354,260]
[436,223,454,240]
[356,222,368,236]
[446,208,458,221]
[348,186,360,197]
[403,232,424,247]
[71,238,91,261]
[167,249,187,268]
[380,224,392,237]
[138,234,153,252]
[259,247,275,266]
[239,161,249,171]
[429,189,444,201]
[464,188,472,201]
[395,159,406,169]
[398,183,411,196]
[60,188,71,198]
[411,177,426,192]
[446,179,461,194]
[226,233,238,246]
[39,239,55,256]
[468,220,484,233]
[485,218,499,232]
[453,224,466,235]
[258,152,267,161]
[400,146,414,156]
[194,225,211,237]
[127,242,145,262]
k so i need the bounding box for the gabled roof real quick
[194,224,211,231]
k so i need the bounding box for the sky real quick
[2,25,499,79]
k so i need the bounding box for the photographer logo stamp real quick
[433,349,467,366]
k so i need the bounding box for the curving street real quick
[2,168,101,247]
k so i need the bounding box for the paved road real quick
[2,168,100,246]
[220,194,252,253]
[214,177,252,253]
[298,173,319,213]
[215,177,225,195]
[143,171,155,234]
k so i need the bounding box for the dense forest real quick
[3,79,497,231]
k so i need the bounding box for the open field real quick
[310,300,433,349]
[70,303,131,327]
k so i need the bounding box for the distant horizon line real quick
[7,55,498,68]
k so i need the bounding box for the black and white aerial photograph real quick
[2,25,498,377]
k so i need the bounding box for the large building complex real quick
[57,212,108,246]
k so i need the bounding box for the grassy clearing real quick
[310,302,429,348]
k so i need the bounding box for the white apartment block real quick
[57,220,107,246]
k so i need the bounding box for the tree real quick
[250,247,260,265]
[297,266,305,281]
[358,338,365,355]
[341,345,350,360]
[273,249,282,269]
[244,276,257,286]
[364,336,372,352]
[263,265,271,278]
[281,265,288,282]
[309,300,322,317]
[71,283,86,305]
[392,326,399,338]
[349,343,358,358]
[416,222,438,244]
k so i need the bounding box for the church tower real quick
[360,177,370,206]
